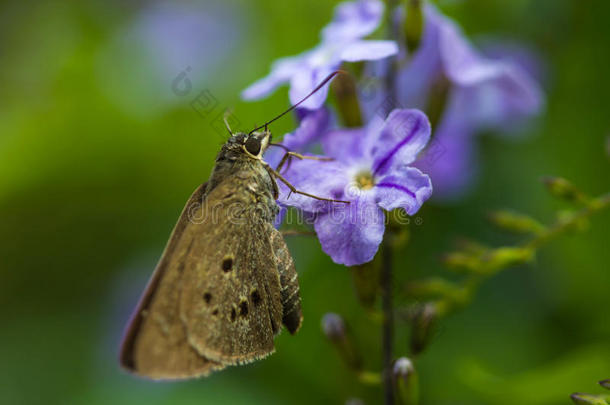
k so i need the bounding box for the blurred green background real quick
[1,0,608,404]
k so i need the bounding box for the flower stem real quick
[433,191,610,317]
[382,3,400,403]
[381,238,394,405]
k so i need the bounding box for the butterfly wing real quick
[121,168,295,377]
[179,174,284,364]
[120,182,224,380]
[269,228,303,334]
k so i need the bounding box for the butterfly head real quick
[242,129,271,159]
[223,130,271,161]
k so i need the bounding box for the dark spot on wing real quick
[222,257,233,272]
[203,292,212,304]
[212,309,219,316]
[251,290,262,306]
[270,317,278,334]
[230,308,236,322]
[239,301,249,316]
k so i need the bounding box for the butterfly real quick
[120,72,346,380]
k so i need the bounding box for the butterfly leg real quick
[280,230,316,237]
[264,164,350,204]
[276,151,333,173]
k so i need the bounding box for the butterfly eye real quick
[245,137,261,156]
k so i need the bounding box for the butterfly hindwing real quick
[269,227,303,334]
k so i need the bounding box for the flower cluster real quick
[394,4,544,199]
[242,0,543,265]
[242,0,398,110]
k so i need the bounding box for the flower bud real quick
[404,0,424,54]
[441,251,479,273]
[542,176,588,204]
[410,303,438,355]
[393,357,418,405]
[484,247,534,273]
[487,210,545,235]
[322,313,346,341]
[321,313,362,370]
[331,71,363,127]
[350,260,380,309]
[570,393,608,405]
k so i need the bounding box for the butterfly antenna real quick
[223,110,234,136]
[249,70,345,134]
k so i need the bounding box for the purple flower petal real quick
[451,66,543,131]
[438,25,503,85]
[375,167,432,215]
[322,0,385,41]
[288,66,336,110]
[282,108,332,151]
[340,40,398,62]
[371,109,431,176]
[321,127,370,164]
[387,4,544,200]
[243,0,391,109]
[241,56,302,100]
[479,39,548,86]
[413,102,477,200]
[432,5,544,128]
[277,158,351,213]
[314,192,385,266]
[394,10,445,108]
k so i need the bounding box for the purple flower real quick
[241,0,398,110]
[392,5,544,199]
[277,109,433,266]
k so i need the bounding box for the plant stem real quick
[526,192,610,250]
[382,2,399,403]
[434,191,610,317]
[381,238,394,405]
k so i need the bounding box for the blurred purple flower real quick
[393,5,544,200]
[278,109,432,265]
[242,0,398,110]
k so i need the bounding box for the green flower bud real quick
[570,393,608,405]
[542,176,588,204]
[321,313,362,370]
[487,210,545,235]
[410,303,438,355]
[332,71,363,127]
[350,260,380,309]
[393,357,419,405]
[404,0,424,53]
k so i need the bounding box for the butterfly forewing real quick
[179,177,283,364]
[120,183,224,380]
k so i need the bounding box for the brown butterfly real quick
[119,72,346,380]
